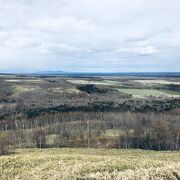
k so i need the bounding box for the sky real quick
[0,0,180,73]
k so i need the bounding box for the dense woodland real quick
[0,75,180,154]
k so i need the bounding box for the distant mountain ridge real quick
[1,71,180,77]
[35,71,180,77]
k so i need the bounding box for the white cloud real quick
[3,37,37,49]
[28,16,97,33]
[32,43,85,54]
[118,46,157,56]
[0,30,8,40]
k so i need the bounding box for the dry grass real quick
[66,88,81,94]
[0,148,180,180]
[49,87,81,94]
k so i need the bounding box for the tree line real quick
[0,111,179,154]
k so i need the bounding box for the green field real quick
[0,148,180,180]
[116,88,180,97]
[160,89,180,95]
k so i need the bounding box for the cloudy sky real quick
[0,0,180,72]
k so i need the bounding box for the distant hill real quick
[35,71,180,77]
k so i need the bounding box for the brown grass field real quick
[0,148,180,180]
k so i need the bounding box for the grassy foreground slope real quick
[0,148,180,180]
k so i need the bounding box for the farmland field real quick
[5,79,41,83]
[67,79,180,97]
[116,88,180,97]
[67,79,120,86]
[0,148,180,180]
[131,79,180,85]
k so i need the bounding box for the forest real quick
[0,74,180,154]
